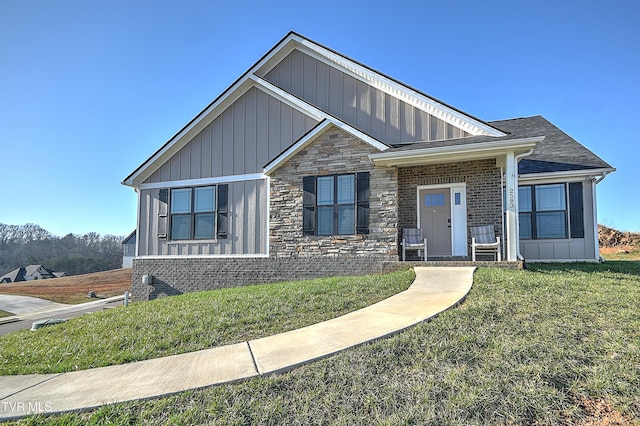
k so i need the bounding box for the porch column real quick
[504,152,518,261]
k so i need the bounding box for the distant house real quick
[0,265,66,283]
[122,231,136,268]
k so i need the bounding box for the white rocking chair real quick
[402,228,428,261]
[471,225,501,261]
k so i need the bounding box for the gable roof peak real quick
[123,32,507,188]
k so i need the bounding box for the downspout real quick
[591,170,613,261]
[514,148,535,261]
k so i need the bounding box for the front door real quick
[419,189,452,256]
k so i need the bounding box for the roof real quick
[25,265,48,276]
[0,265,62,282]
[489,116,614,174]
[0,268,25,283]
[123,33,613,185]
[122,32,506,188]
[380,115,613,175]
[123,230,137,245]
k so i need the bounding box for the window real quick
[534,184,566,239]
[508,183,576,240]
[303,173,369,236]
[167,185,228,240]
[425,193,445,207]
[504,182,585,240]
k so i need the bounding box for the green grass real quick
[0,310,13,318]
[601,247,640,261]
[7,262,639,425]
[0,269,414,375]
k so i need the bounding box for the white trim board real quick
[263,119,388,175]
[253,77,389,151]
[139,173,267,190]
[286,37,505,137]
[416,183,468,257]
[370,137,542,168]
[518,168,615,184]
[135,254,270,260]
[124,32,507,188]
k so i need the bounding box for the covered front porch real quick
[369,136,543,263]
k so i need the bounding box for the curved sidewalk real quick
[0,267,474,420]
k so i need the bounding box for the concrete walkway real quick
[0,267,474,420]
[0,294,69,316]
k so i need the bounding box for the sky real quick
[1,0,638,237]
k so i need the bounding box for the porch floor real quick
[397,260,524,270]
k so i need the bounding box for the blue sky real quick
[1,0,638,236]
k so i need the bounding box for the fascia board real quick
[253,76,388,152]
[139,173,267,190]
[263,118,388,175]
[292,37,505,138]
[123,33,303,188]
[122,79,255,188]
[518,167,616,184]
[251,75,325,121]
[264,120,332,175]
[369,137,542,167]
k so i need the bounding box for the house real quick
[0,265,66,283]
[122,230,136,268]
[122,32,614,300]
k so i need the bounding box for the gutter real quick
[369,136,543,167]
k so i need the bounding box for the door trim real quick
[417,183,468,257]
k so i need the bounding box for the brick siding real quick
[131,256,402,301]
[397,159,503,258]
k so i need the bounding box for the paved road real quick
[0,296,125,336]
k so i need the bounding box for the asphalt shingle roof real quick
[384,115,612,175]
[490,116,613,173]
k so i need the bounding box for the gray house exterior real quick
[123,32,614,300]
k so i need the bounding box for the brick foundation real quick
[132,256,399,300]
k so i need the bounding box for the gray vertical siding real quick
[519,179,597,261]
[138,179,268,256]
[262,49,470,145]
[145,87,319,183]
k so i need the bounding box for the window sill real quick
[167,239,220,244]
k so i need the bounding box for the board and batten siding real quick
[262,49,470,145]
[519,179,597,261]
[138,179,268,256]
[145,86,319,183]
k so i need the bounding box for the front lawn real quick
[8,262,638,425]
[0,269,414,375]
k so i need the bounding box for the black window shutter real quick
[158,188,168,239]
[569,182,584,238]
[217,184,228,239]
[303,176,316,235]
[356,172,370,234]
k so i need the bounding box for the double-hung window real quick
[303,172,369,236]
[167,185,228,240]
[511,182,583,240]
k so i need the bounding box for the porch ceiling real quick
[368,137,543,168]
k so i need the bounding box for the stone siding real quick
[269,126,398,258]
[398,159,503,258]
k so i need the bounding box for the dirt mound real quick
[0,268,132,304]
[598,225,640,248]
